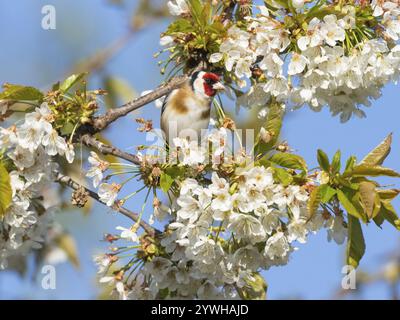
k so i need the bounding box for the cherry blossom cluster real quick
[0,0,398,301]
[206,2,400,122]
[134,171,348,299]
[92,128,347,300]
[0,103,74,269]
[160,1,400,122]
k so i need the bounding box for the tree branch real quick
[56,173,160,237]
[80,134,141,165]
[92,75,188,131]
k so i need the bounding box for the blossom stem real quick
[68,122,80,145]
[122,185,147,202]
[135,187,153,227]
[105,171,139,179]
[91,75,188,131]
[81,134,141,165]
[113,246,141,255]
[116,253,138,259]
[56,173,160,236]
[215,221,224,242]
[126,260,145,281]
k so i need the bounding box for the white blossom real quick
[42,129,68,156]
[326,215,347,245]
[86,152,109,188]
[264,232,290,260]
[116,226,139,243]
[228,213,266,244]
[320,15,346,47]
[98,183,120,207]
[160,36,174,46]
[173,138,206,166]
[288,53,309,75]
[167,0,189,16]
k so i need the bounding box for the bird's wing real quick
[161,91,173,116]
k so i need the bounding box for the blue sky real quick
[0,0,399,299]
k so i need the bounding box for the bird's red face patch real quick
[202,73,220,97]
[203,73,220,82]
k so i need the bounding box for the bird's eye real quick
[205,78,213,85]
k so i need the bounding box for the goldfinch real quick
[161,71,225,145]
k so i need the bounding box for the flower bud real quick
[104,234,119,243]
[260,127,272,144]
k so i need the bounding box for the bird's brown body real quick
[160,71,224,146]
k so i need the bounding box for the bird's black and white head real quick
[190,71,225,100]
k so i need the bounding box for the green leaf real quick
[51,81,60,91]
[373,211,385,228]
[336,176,359,190]
[160,173,174,193]
[377,189,400,201]
[267,0,289,8]
[360,133,392,166]
[319,184,337,203]
[331,150,341,174]
[317,149,330,172]
[239,273,268,300]
[0,84,43,101]
[381,201,400,230]
[337,189,365,221]
[272,167,293,186]
[206,21,225,36]
[266,102,284,144]
[60,73,87,92]
[313,7,342,20]
[344,156,357,174]
[270,152,307,172]
[372,195,382,221]
[165,166,186,179]
[200,1,212,27]
[346,215,366,268]
[158,288,170,300]
[344,165,400,178]
[60,122,75,136]
[0,164,12,218]
[188,0,204,28]
[188,0,203,17]
[307,186,322,219]
[304,0,328,17]
[166,19,195,34]
[359,181,377,220]
[257,101,285,153]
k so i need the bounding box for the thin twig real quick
[92,75,188,131]
[56,173,160,236]
[81,134,141,165]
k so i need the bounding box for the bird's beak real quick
[212,82,225,91]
